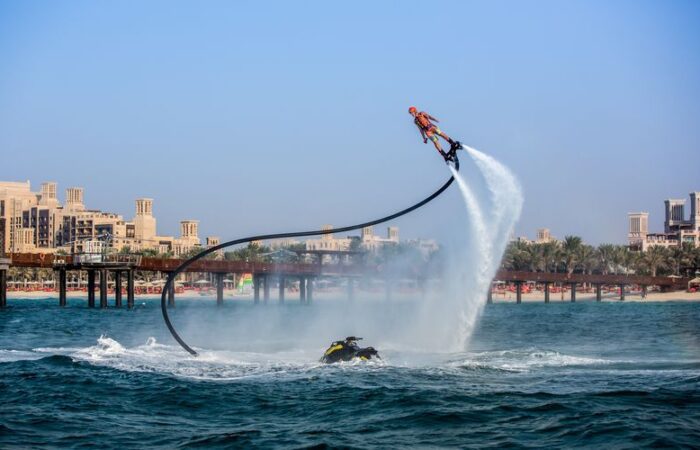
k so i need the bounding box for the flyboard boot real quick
[445,140,463,162]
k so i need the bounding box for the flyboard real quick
[444,140,463,164]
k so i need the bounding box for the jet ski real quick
[320,337,380,363]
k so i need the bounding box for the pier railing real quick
[4,252,691,288]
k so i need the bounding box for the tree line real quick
[502,236,700,278]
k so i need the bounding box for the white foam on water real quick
[0,349,45,363]
[447,348,611,372]
[39,335,361,381]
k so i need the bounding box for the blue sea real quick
[1,297,699,448]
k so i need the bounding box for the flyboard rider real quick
[409,106,462,162]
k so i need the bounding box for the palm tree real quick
[225,242,271,263]
[577,244,597,275]
[641,245,669,277]
[541,241,561,273]
[561,236,583,275]
[596,244,616,275]
[610,245,631,274]
[669,243,696,277]
[502,241,532,271]
[525,244,545,272]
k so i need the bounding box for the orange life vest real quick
[414,112,434,131]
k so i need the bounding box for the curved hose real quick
[162,157,460,355]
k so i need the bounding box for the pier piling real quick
[167,273,175,307]
[515,281,522,304]
[0,263,7,308]
[58,268,67,307]
[216,273,224,306]
[487,287,493,304]
[0,254,8,308]
[595,284,602,302]
[619,284,625,301]
[570,282,576,302]
[99,269,108,308]
[127,270,135,309]
[306,277,313,304]
[87,269,96,308]
[114,271,122,308]
[253,274,261,304]
[299,276,306,303]
[278,276,285,304]
[263,275,270,303]
[544,282,550,303]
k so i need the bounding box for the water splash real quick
[446,146,523,349]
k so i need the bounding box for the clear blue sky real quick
[1,1,698,244]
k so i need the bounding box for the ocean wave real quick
[46,335,328,381]
[13,335,387,381]
[447,348,612,372]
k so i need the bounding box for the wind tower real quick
[65,187,85,212]
[134,198,156,241]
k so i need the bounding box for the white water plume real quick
[443,145,523,350]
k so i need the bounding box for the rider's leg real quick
[428,132,444,155]
[436,129,455,145]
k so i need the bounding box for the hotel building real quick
[628,191,700,250]
[0,180,209,256]
[305,225,400,253]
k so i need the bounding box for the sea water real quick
[1,297,698,448]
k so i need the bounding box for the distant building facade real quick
[628,192,700,250]
[509,228,558,245]
[535,228,556,244]
[0,180,203,256]
[305,225,400,253]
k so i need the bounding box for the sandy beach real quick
[6,288,699,303]
[490,289,700,303]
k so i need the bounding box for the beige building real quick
[628,192,700,250]
[360,226,399,251]
[306,225,353,252]
[305,225,400,253]
[0,180,202,256]
[535,228,556,244]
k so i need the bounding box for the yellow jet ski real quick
[321,337,379,364]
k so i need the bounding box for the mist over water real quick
[168,145,523,355]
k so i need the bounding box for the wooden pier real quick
[0,252,691,308]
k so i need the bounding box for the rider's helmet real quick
[408,106,417,114]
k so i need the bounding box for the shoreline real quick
[5,288,699,302]
[490,289,700,302]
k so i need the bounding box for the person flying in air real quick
[409,106,461,161]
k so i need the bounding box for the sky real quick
[1,0,698,245]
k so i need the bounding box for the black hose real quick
[161,157,460,355]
